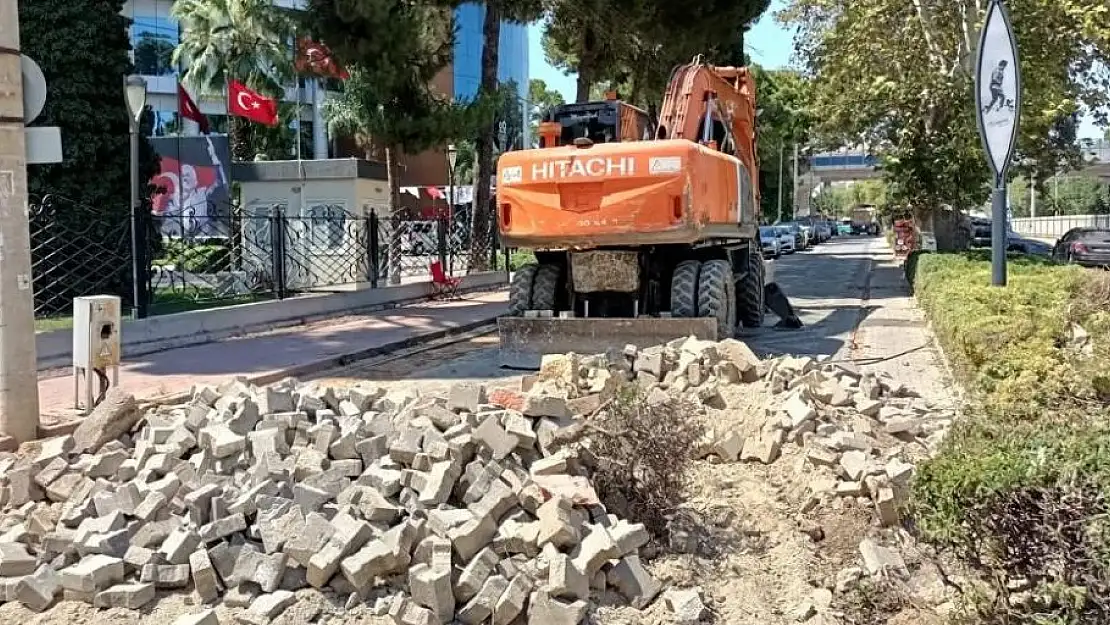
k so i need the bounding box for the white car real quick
[775,226,796,254]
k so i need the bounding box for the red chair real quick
[430,260,462,299]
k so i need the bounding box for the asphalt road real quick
[310,234,895,394]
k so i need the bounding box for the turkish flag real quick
[177,84,210,133]
[295,37,350,80]
[228,80,278,126]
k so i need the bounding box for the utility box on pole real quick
[72,296,121,413]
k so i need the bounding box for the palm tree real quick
[172,0,294,161]
[469,0,543,272]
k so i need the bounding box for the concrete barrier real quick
[37,271,507,371]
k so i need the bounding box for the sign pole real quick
[0,0,42,443]
[991,179,1007,285]
[975,0,1021,287]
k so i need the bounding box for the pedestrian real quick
[984,60,1008,113]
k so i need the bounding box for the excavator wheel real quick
[698,259,736,339]
[509,263,538,315]
[670,260,701,318]
[530,263,563,312]
[737,251,765,328]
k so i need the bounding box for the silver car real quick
[759,226,782,258]
[775,225,796,254]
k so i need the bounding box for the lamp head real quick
[124,75,148,123]
[446,143,458,170]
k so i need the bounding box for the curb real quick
[31,310,505,443]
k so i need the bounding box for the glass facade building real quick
[453,3,530,148]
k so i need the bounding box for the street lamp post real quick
[124,76,148,318]
[446,143,458,272]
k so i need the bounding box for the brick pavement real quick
[39,291,507,424]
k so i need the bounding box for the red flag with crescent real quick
[295,37,350,80]
[228,80,278,126]
[177,84,210,133]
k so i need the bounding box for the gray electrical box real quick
[72,295,121,412]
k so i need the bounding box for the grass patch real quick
[908,251,1110,623]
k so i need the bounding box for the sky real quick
[526,0,1105,140]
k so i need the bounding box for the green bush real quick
[156,240,231,274]
[508,249,536,271]
[908,252,1110,623]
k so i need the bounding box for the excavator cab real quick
[537,94,651,148]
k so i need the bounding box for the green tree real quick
[18,0,161,315]
[542,0,770,106]
[172,0,294,161]
[469,0,543,272]
[528,78,566,145]
[782,0,1110,248]
[306,0,495,283]
[753,66,812,222]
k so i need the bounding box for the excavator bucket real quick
[497,316,718,369]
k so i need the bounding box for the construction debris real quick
[0,334,953,623]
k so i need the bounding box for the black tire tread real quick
[698,259,735,338]
[671,260,701,318]
[530,264,561,311]
[737,250,765,328]
[509,264,538,315]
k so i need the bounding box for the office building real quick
[123,0,530,185]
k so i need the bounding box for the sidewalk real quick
[38,290,508,426]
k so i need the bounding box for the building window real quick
[306,202,347,249]
[152,111,182,136]
[132,15,179,76]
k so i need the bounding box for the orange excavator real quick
[496,57,766,368]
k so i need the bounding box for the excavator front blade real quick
[497,316,718,369]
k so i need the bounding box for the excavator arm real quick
[656,59,760,212]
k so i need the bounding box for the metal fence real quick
[1010,214,1110,241]
[29,195,506,326]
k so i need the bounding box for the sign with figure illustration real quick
[149,135,232,238]
[975,0,1021,182]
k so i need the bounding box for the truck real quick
[850,205,879,235]
[494,58,766,368]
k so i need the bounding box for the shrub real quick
[909,252,1110,623]
[157,240,232,274]
[508,250,536,271]
[584,385,701,539]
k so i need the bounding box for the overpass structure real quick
[794,139,1110,216]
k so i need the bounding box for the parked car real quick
[837,220,853,236]
[759,226,782,258]
[814,221,832,242]
[969,217,992,247]
[1052,227,1110,267]
[1008,236,1053,258]
[798,223,815,247]
[775,225,797,254]
[783,222,808,249]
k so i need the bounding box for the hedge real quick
[907,251,1110,623]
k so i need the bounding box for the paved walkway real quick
[39,291,508,424]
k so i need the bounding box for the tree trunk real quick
[386,145,403,285]
[230,116,253,161]
[575,27,597,103]
[469,1,501,273]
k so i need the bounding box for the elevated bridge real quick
[795,139,1110,216]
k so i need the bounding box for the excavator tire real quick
[671,260,701,318]
[530,263,562,312]
[698,259,736,339]
[737,251,765,328]
[509,263,538,315]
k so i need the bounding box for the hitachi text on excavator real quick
[496,58,771,368]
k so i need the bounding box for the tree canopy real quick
[542,0,771,106]
[781,0,1110,241]
[173,0,295,159]
[18,0,161,312]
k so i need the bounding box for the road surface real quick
[310,235,953,406]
